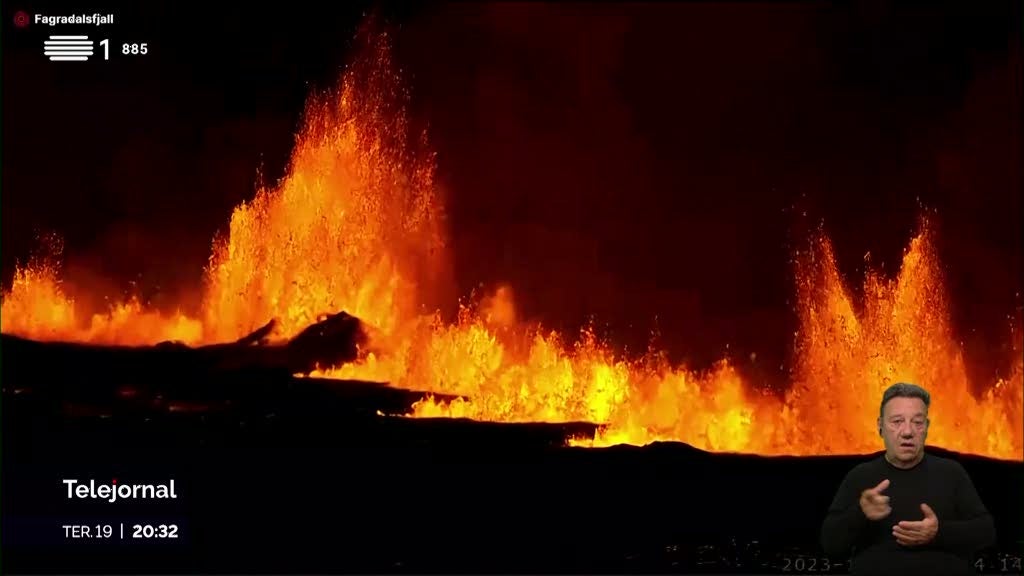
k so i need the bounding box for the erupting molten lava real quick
[201,36,445,344]
[0,235,204,345]
[2,30,1021,460]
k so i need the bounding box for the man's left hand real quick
[892,503,939,546]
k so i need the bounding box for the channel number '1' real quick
[98,40,148,59]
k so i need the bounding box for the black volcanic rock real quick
[1,320,1020,574]
[0,311,367,402]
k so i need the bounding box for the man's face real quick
[879,396,929,464]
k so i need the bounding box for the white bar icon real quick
[44,35,93,61]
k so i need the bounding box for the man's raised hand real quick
[859,479,892,521]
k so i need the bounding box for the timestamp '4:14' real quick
[974,555,1022,573]
[98,40,149,59]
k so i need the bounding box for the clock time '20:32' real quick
[63,523,178,539]
[95,40,149,59]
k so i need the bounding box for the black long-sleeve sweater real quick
[820,452,996,576]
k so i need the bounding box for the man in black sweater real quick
[820,382,996,575]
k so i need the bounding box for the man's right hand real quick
[859,479,892,520]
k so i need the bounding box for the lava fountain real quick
[0,234,204,345]
[325,223,1022,460]
[1,29,1020,460]
[201,28,446,344]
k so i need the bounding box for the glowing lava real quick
[0,237,202,345]
[201,31,445,343]
[1,29,1020,460]
[779,229,1023,459]
[318,227,1023,460]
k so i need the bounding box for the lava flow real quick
[2,30,1021,460]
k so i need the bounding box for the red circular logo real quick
[13,10,30,28]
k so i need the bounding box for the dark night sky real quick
[2,1,1021,383]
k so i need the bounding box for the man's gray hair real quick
[879,382,931,419]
